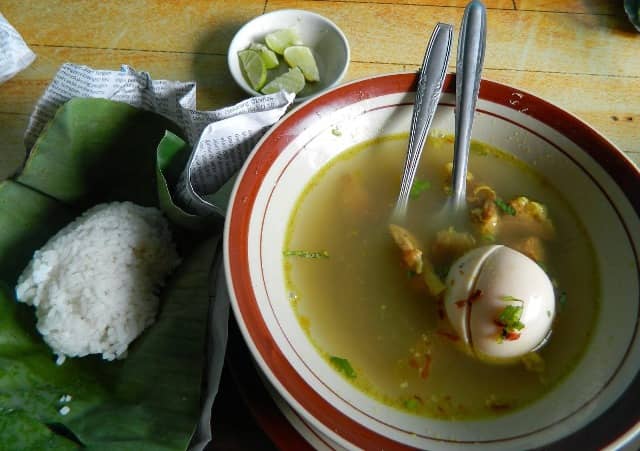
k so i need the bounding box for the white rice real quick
[15,201,180,361]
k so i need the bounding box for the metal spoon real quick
[392,22,453,223]
[444,0,487,223]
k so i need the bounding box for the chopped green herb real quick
[482,234,496,243]
[331,127,342,136]
[329,356,356,379]
[283,250,329,259]
[558,291,567,310]
[501,295,523,303]
[546,310,551,318]
[404,398,419,410]
[497,296,525,341]
[494,198,516,216]
[471,142,490,156]
[499,305,525,331]
[409,179,431,199]
[434,265,450,281]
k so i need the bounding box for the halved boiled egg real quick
[444,245,555,363]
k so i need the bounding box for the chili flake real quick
[455,289,483,308]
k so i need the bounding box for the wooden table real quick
[1,1,638,449]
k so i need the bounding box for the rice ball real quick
[15,201,180,362]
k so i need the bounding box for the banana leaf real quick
[0,98,220,449]
[625,0,640,31]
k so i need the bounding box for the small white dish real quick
[227,9,350,103]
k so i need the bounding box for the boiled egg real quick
[444,245,555,363]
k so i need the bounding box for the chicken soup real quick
[283,133,599,420]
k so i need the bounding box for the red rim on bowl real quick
[225,73,640,449]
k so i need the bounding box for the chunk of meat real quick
[500,196,555,241]
[467,185,499,239]
[389,224,423,274]
[431,227,476,267]
[389,224,445,296]
[470,199,499,239]
[467,185,496,204]
[510,196,549,221]
[509,236,546,263]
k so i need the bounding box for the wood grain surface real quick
[0,1,638,448]
[1,0,638,181]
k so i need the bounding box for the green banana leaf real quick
[0,98,220,450]
[625,0,640,31]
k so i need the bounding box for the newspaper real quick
[26,63,295,216]
[0,12,36,83]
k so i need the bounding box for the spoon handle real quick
[450,0,487,208]
[394,22,453,220]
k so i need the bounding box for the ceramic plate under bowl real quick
[224,73,640,450]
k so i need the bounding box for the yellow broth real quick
[283,133,599,419]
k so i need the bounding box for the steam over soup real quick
[283,133,599,419]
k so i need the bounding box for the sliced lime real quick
[261,67,306,95]
[265,28,301,55]
[238,49,267,91]
[249,42,279,69]
[283,45,320,82]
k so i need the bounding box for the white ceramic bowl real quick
[224,73,640,449]
[227,9,350,103]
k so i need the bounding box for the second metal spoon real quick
[392,22,453,223]
[447,0,487,216]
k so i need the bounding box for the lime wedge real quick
[238,49,267,91]
[265,28,301,55]
[261,67,306,95]
[249,43,279,69]
[283,45,320,82]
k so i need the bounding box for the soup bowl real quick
[223,73,640,449]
